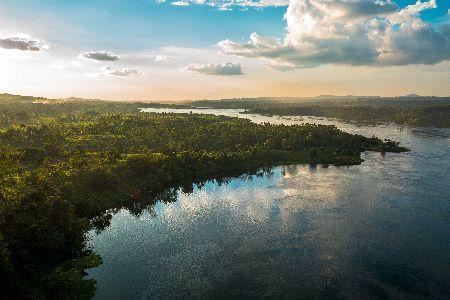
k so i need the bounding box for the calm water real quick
[88,109,450,299]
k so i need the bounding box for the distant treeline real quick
[0,93,183,129]
[190,96,450,109]
[0,94,407,299]
[186,97,450,128]
[244,105,450,128]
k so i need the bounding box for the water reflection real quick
[90,169,275,232]
[88,110,450,299]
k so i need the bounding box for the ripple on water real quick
[88,110,450,299]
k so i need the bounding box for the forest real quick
[0,94,408,299]
[188,96,450,128]
[243,105,450,128]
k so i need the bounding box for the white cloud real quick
[0,34,49,51]
[218,0,450,68]
[80,51,120,61]
[167,0,289,10]
[49,63,65,70]
[171,1,191,6]
[155,55,175,62]
[183,62,243,75]
[388,0,436,23]
[101,66,142,76]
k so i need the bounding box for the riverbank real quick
[0,97,409,298]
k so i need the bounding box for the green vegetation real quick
[0,93,165,129]
[186,96,450,128]
[0,94,407,298]
[242,105,450,128]
[243,105,450,128]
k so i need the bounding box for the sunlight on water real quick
[88,110,450,299]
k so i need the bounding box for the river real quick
[87,108,450,299]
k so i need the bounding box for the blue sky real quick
[1,0,286,49]
[2,0,447,48]
[0,0,449,100]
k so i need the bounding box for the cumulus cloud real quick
[0,34,49,51]
[218,0,450,68]
[80,51,119,61]
[183,62,244,75]
[101,66,142,76]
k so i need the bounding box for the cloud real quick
[183,62,243,75]
[171,1,191,6]
[155,55,175,62]
[101,66,142,76]
[218,0,450,68]
[0,34,49,51]
[167,0,289,10]
[80,51,119,61]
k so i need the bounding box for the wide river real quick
[88,109,450,299]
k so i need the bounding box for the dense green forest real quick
[187,97,450,128]
[0,94,407,299]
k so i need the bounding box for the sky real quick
[0,0,449,101]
